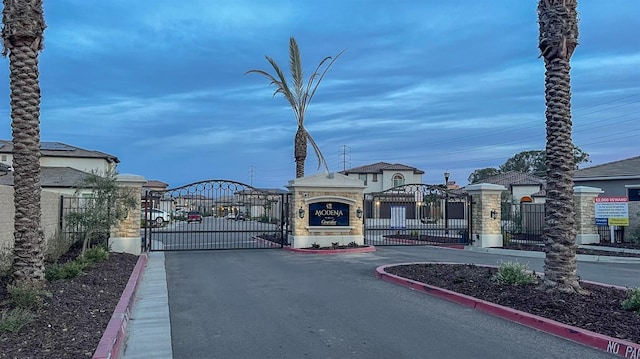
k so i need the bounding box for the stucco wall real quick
[0,185,61,250]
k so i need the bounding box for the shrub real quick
[83,244,109,263]
[492,261,538,285]
[622,288,640,313]
[0,308,35,333]
[45,231,72,263]
[0,246,13,277]
[45,260,88,281]
[5,284,51,309]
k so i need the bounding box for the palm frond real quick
[289,37,304,102]
[306,130,329,173]
[307,48,347,104]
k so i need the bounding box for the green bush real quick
[84,244,109,263]
[0,247,13,277]
[5,284,50,309]
[492,261,538,285]
[0,308,35,333]
[45,260,88,281]
[45,231,72,263]
[622,288,640,313]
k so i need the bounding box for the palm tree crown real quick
[246,37,345,178]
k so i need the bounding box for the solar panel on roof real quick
[40,142,73,151]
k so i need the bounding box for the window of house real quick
[392,174,404,187]
[0,154,6,162]
[372,174,378,182]
[358,174,367,185]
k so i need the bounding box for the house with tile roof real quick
[340,162,424,193]
[0,140,121,196]
[475,171,546,204]
[0,139,119,174]
[574,155,640,198]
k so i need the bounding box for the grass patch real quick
[3,284,51,309]
[45,260,88,281]
[492,261,538,285]
[0,308,35,333]
[623,288,640,313]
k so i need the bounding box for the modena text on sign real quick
[595,196,629,226]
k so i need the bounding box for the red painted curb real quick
[381,237,465,249]
[93,253,149,359]
[285,245,376,254]
[375,263,640,358]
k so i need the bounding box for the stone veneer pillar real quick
[287,172,366,249]
[573,186,603,245]
[466,183,506,248]
[111,174,146,255]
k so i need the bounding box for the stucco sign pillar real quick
[287,172,366,249]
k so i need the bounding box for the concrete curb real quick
[462,246,640,263]
[93,253,149,359]
[375,262,640,358]
[284,245,376,254]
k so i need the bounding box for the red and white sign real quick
[595,197,628,203]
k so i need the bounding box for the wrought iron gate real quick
[363,184,471,246]
[143,180,289,251]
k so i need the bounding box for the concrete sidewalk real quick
[120,252,173,359]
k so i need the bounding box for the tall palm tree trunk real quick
[294,126,307,178]
[538,0,582,293]
[3,0,47,286]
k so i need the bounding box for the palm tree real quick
[2,0,47,286]
[538,0,583,293]
[246,37,345,178]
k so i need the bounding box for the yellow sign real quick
[609,218,629,226]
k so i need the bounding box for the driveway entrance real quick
[142,180,289,251]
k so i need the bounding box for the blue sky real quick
[1,0,638,189]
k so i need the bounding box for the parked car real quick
[226,213,236,220]
[187,211,203,223]
[236,213,246,221]
[142,208,171,226]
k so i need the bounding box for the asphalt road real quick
[165,246,639,359]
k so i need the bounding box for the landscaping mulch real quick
[0,253,138,359]
[385,263,640,344]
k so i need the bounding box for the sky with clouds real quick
[0,0,638,189]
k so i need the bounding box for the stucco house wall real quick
[0,185,61,251]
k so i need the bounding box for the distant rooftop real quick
[0,167,92,187]
[0,139,119,163]
[575,155,640,179]
[341,162,425,175]
[477,171,546,187]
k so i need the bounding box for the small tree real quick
[65,170,137,256]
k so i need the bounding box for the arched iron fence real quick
[143,180,289,251]
[363,184,471,246]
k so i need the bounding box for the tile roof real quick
[574,155,640,179]
[341,162,424,175]
[0,139,119,163]
[478,171,546,187]
[143,180,169,189]
[0,166,92,187]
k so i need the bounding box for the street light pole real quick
[444,171,450,235]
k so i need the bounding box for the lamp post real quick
[444,171,450,234]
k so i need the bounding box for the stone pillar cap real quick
[573,186,604,194]
[465,183,507,192]
[116,174,147,184]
